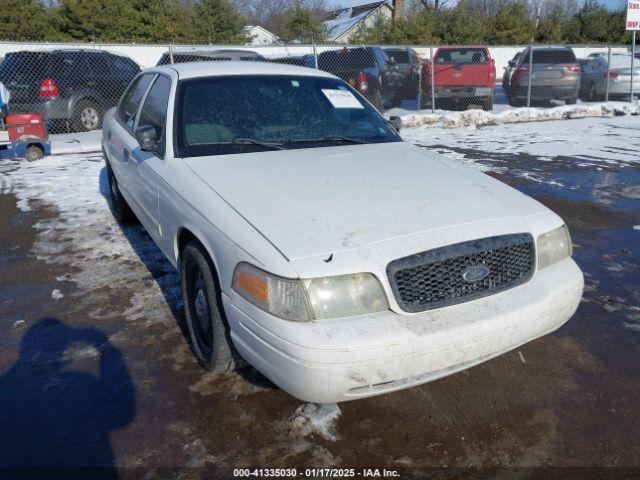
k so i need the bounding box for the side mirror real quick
[135,125,159,154]
[508,60,515,67]
[389,115,402,132]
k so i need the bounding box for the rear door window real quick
[118,74,154,129]
[83,53,112,76]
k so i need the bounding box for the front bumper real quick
[432,86,493,99]
[225,257,583,403]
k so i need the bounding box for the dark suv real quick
[0,49,140,131]
[317,47,402,111]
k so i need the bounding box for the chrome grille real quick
[387,234,535,313]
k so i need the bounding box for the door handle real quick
[123,148,130,162]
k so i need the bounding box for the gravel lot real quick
[1,115,639,479]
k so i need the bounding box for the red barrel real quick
[5,114,47,141]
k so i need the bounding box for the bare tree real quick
[417,0,451,11]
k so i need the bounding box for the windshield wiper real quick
[286,135,369,145]
[230,138,285,150]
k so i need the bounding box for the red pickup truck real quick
[421,47,496,111]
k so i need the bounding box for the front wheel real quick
[181,241,240,372]
[566,96,577,105]
[106,161,136,224]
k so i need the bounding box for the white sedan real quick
[102,62,584,403]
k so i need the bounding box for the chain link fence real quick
[0,41,637,133]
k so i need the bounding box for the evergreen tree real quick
[191,0,248,44]
[0,0,55,41]
[487,2,533,44]
[285,2,326,43]
[536,5,565,43]
[436,1,487,44]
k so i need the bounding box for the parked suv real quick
[318,47,402,111]
[504,47,580,106]
[421,47,496,111]
[0,49,140,131]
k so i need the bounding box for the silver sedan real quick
[580,54,640,101]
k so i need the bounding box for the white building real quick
[324,1,394,44]
[244,25,280,46]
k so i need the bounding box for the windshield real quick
[175,75,401,158]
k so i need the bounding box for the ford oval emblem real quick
[462,265,491,283]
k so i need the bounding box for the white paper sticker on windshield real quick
[321,89,364,109]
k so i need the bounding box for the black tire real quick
[72,99,102,132]
[566,96,577,105]
[181,241,239,372]
[482,95,494,111]
[105,161,136,224]
[25,144,44,162]
[588,82,598,102]
[508,96,523,107]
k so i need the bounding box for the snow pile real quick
[398,102,640,129]
[49,130,102,155]
[290,403,342,442]
[402,114,640,168]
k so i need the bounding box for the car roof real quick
[157,61,338,80]
[530,46,573,51]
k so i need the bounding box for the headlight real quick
[232,263,310,321]
[232,264,388,321]
[303,273,388,320]
[537,224,572,269]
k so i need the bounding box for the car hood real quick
[184,142,548,261]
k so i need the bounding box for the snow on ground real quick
[50,129,102,155]
[402,114,640,173]
[0,153,180,327]
[392,101,639,130]
[290,403,342,442]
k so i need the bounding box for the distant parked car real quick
[270,54,316,68]
[317,47,402,111]
[157,49,265,65]
[504,47,580,106]
[0,49,140,131]
[580,53,640,101]
[578,52,605,70]
[421,47,496,111]
[383,47,421,103]
[502,51,522,93]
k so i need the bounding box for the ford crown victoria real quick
[102,62,584,403]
